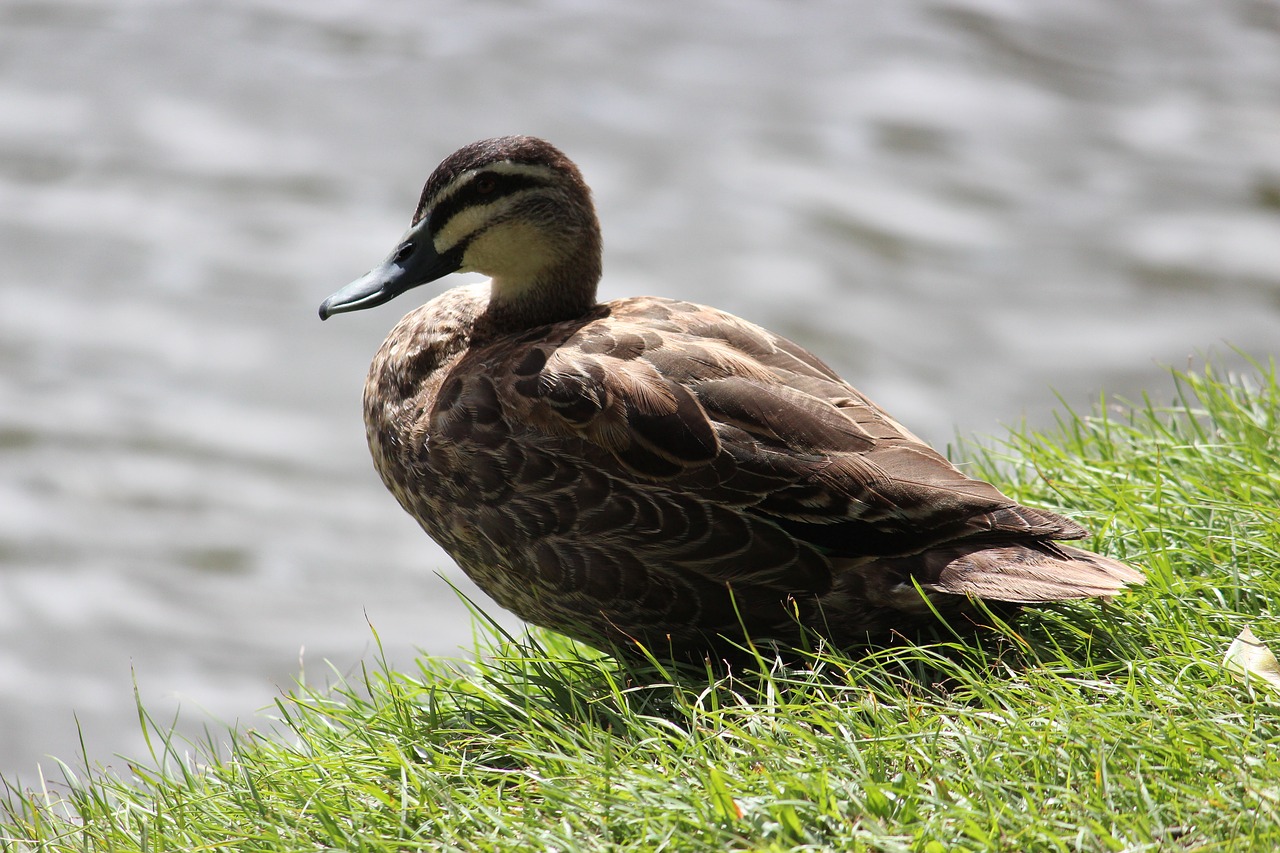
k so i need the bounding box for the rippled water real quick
[1,0,1278,781]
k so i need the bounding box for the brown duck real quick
[320,136,1143,660]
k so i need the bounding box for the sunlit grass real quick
[3,358,1279,851]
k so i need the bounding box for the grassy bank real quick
[4,360,1279,851]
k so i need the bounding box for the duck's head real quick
[320,136,603,329]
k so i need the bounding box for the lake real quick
[2,0,1278,780]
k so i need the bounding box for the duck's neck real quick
[474,246,602,341]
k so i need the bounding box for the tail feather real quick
[925,541,1145,604]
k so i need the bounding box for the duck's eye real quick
[474,174,498,194]
[393,242,415,264]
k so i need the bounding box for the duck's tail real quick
[919,540,1145,604]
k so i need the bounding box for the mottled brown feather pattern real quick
[328,136,1144,661]
[361,285,1140,658]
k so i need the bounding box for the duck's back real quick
[362,284,1139,656]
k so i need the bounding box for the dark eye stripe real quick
[425,172,549,236]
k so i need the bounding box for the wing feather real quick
[481,297,1091,594]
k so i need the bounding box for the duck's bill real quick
[319,226,461,320]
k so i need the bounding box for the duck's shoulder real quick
[584,296,845,379]
[569,296,924,446]
[466,296,917,473]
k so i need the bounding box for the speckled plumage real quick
[322,136,1143,660]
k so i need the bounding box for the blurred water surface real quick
[1,0,1278,780]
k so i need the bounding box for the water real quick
[1,0,1278,781]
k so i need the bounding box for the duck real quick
[319,135,1143,661]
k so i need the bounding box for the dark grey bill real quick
[319,224,462,320]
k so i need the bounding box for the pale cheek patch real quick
[463,220,559,285]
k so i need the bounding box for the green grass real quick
[4,359,1280,851]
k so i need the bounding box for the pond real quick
[1,0,1278,780]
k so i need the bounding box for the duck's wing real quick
[492,299,1082,566]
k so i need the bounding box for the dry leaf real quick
[1224,627,1280,695]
